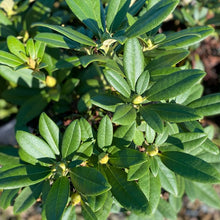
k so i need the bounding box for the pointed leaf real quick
[45,177,69,220]
[188,93,220,116]
[97,115,113,150]
[160,151,220,183]
[124,37,144,90]
[146,69,205,101]
[26,38,36,59]
[65,0,104,36]
[86,192,108,212]
[39,113,60,155]
[62,205,76,220]
[70,166,111,196]
[126,0,178,37]
[0,51,24,68]
[32,23,96,46]
[104,69,131,98]
[72,141,94,161]
[157,198,176,220]
[0,189,19,209]
[14,182,43,214]
[80,55,110,68]
[110,149,148,168]
[0,165,51,189]
[81,201,98,220]
[136,70,150,95]
[62,120,81,159]
[128,161,150,181]
[16,131,56,163]
[79,118,93,141]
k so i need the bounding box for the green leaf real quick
[185,180,220,209]
[157,158,178,196]
[65,0,104,36]
[146,69,205,101]
[0,165,51,189]
[35,41,46,61]
[16,93,49,126]
[128,161,150,181]
[160,151,220,183]
[35,32,80,49]
[7,36,27,62]
[70,166,111,196]
[159,26,214,49]
[79,117,93,141]
[157,198,176,220]
[97,115,113,151]
[26,38,36,59]
[86,192,108,212]
[72,141,94,161]
[0,51,24,68]
[0,147,20,167]
[45,177,69,220]
[124,38,144,91]
[62,206,76,220]
[81,201,98,220]
[135,70,150,95]
[145,123,156,144]
[80,55,110,68]
[62,120,81,159]
[143,103,200,122]
[0,65,43,88]
[188,93,220,116]
[0,189,19,209]
[110,149,148,168]
[91,94,123,112]
[13,182,43,214]
[39,113,60,155]
[133,128,145,146]
[16,131,56,163]
[126,0,179,37]
[103,165,150,214]
[106,0,131,33]
[32,23,96,46]
[112,104,136,125]
[150,157,159,177]
[104,69,131,98]
[139,172,161,214]
[160,132,207,153]
[140,106,164,133]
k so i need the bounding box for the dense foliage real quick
[0,0,220,219]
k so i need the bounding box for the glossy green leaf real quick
[104,69,131,98]
[106,0,131,32]
[157,158,178,196]
[140,106,164,133]
[26,38,36,59]
[160,151,220,183]
[79,118,93,141]
[80,55,110,68]
[112,104,136,125]
[188,93,220,116]
[185,180,220,209]
[62,205,76,220]
[126,0,178,37]
[150,157,159,177]
[157,198,176,220]
[124,38,144,91]
[201,139,219,155]
[160,132,207,153]
[62,120,81,159]
[135,70,150,95]
[0,148,20,167]
[39,113,60,155]
[0,51,24,68]
[169,194,182,212]
[139,172,161,214]
[0,189,19,209]
[0,165,51,189]
[16,131,56,163]
[7,36,27,62]
[35,33,80,49]
[16,93,49,126]
[143,103,200,122]
[35,41,46,61]
[109,149,148,168]
[159,26,214,49]
[97,115,113,151]
[133,128,145,146]
[146,69,205,101]
[65,0,104,36]
[45,177,69,220]
[32,23,96,46]
[145,123,156,144]
[128,161,150,181]
[70,166,111,196]
[14,182,43,214]
[81,200,98,220]
[103,165,150,214]
[91,94,123,112]
[87,192,108,212]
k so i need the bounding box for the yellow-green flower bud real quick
[71,192,81,206]
[133,95,145,104]
[46,76,57,87]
